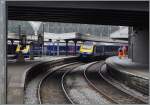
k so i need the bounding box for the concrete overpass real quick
[7,1,148,27]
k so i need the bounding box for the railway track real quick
[24,59,147,104]
[62,62,111,104]
[38,62,84,104]
[84,61,146,104]
[23,59,79,104]
[99,63,148,103]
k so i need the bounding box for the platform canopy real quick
[8,32,128,44]
[43,32,128,44]
[44,32,80,40]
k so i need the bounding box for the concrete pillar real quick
[18,25,21,41]
[52,42,55,56]
[74,40,77,55]
[0,0,7,103]
[42,23,45,56]
[10,40,14,54]
[57,40,60,56]
[65,40,68,56]
[130,26,149,64]
[48,39,52,56]
[102,45,105,56]
[128,27,133,59]
[29,42,34,60]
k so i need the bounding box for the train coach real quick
[7,42,80,58]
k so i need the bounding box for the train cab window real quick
[82,41,94,50]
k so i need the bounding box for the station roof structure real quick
[110,26,128,40]
[7,1,149,27]
[8,32,128,44]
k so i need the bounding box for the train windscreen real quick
[82,41,94,50]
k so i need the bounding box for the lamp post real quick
[42,22,45,56]
[57,38,60,56]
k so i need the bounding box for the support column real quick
[65,40,68,56]
[57,40,60,56]
[10,40,14,54]
[131,26,149,64]
[102,45,105,56]
[52,41,55,56]
[0,0,6,103]
[49,39,52,56]
[128,27,133,59]
[30,42,34,60]
[42,23,45,56]
[74,40,77,55]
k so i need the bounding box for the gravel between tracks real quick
[24,62,79,104]
[63,62,111,104]
[24,60,146,104]
[100,63,148,103]
[40,62,83,104]
[24,71,45,104]
[85,61,145,104]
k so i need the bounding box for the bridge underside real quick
[7,1,148,27]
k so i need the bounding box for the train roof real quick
[96,42,128,46]
[83,41,128,46]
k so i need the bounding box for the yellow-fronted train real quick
[79,41,128,61]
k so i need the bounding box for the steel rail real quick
[38,62,80,104]
[98,62,147,104]
[83,61,118,104]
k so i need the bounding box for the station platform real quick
[105,56,149,79]
[7,56,75,104]
[105,56,149,95]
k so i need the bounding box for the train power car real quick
[79,41,128,61]
[79,41,95,61]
